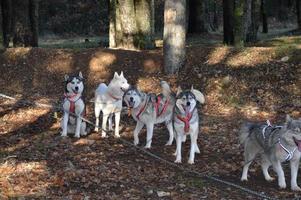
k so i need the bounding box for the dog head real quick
[123,87,142,109]
[109,71,130,94]
[64,72,84,95]
[283,115,301,151]
[176,86,205,114]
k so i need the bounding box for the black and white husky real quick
[123,81,175,148]
[240,115,301,191]
[61,72,87,138]
[173,86,205,164]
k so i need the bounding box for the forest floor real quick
[0,34,301,199]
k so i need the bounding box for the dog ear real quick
[176,86,182,96]
[79,71,83,79]
[64,75,69,81]
[114,72,119,79]
[120,71,124,78]
[191,87,205,104]
[285,114,292,127]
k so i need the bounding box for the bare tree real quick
[223,0,234,45]
[163,0,187,74]
[261,0,268,33]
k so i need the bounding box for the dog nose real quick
[75,86,79,91]
[130,97,134,102]
[186,102,191,106]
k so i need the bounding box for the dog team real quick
[61,71,301,191]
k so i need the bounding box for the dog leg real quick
[133,121,144,146]
[108,114,113,131]
[80,122,87,136]
[165,122,174,146]
[241,143,258,181]
[61,112,69,137]
[114,111,121,138]
[188,134,197,164]
[290,159,301,191]
[75,116,81,138]
[174,135,182,163]
[145,124,154,148]
[101,113,109,138]
[272,161,286,189]
[94,104,101,132]
[182,135,187,142]
[195,143,200,154]
[261,155,274,182]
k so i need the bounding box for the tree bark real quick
[163,0,186,74]
[212,0,219,31]
[233,0,244,46]
[223,0,234,45]
[245,0,260,42]
[261,0,268,33]
[297,0,301,29]
[109,0,155,49]
[29,0,39,47]
[1,0,13,47]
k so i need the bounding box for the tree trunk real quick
[233,0,244,46]
[297,0,301,29]
[212,0,219,31]
[109,0,155,49]
[29,0,39,47]
[163,0,186,74]
[1,0,13,47]
[261,0,268,33]
[223,0,234,45]
[245,0,260,42]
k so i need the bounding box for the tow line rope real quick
[0,93,277,200]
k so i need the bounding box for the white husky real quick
[94,72,130,138]
[61,72,87,138]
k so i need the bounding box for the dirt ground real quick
[0,43,300,199]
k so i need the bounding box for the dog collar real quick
[108,92,122,101]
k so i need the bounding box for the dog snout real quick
[75,86,79,91]
[130,97,134,102]
[186,102,191,106]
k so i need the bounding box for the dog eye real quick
[71,81,75,84]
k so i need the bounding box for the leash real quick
[0,92,277,200]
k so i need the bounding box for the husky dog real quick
[240,115,301,191]
[123,81,175,148]
[173,86,205,164]
[94,72,130,138]
[61,72,87,138]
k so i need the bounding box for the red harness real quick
[64,93,85,116]
[177,112,193,133]
[108,92,121,101]
[136,99,148,120]
[154,96,169,118]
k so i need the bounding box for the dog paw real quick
[188,160,195,164]
[101,133,107,138]
[265,177,275,182]
[165,141,173,146]
[114,134,120,138]
[74,134,80,138]
[291,185,301,191]
[173,151,177,156]
[240,177,248,182]
[144,145,151,149]
[174,159,182,163]
[61,132,67,137]
[134,140,139,146]
[94,127,99,132]
[279,182,287,189]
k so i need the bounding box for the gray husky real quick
[240,115,301,191]
[173,86,205,164]
[123,81,175,148]
[61,72,87,138]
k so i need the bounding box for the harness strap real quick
[176,112,193,133]
[278,138,297,162]
[108,92,121,101]
[136,97,148,120]
[64,94,85,116]
[153,96,170,118]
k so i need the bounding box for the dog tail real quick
[160,81,172,97]
[239,122,252,144]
